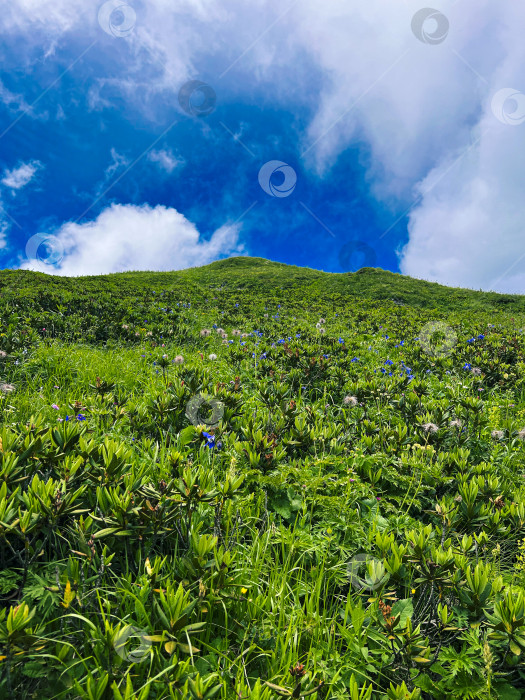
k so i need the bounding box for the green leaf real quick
[391,598,413,628]
[93,527,122,538]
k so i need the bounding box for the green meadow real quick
[1,257,525,699]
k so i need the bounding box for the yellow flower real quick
[326,527,333,535]
[241,587,248,595]
[411,588,416,594]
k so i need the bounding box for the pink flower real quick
[51,404,59,410]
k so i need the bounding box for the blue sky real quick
[1,1,525,292]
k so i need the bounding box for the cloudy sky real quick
[0,0,524,291]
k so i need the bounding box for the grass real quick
[1,257,525,699]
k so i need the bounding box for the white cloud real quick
[1,160,42,190]
[0,217,8,250]
[19,202,245,275]
[148,148,184,173]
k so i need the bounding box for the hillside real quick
[1,257,525,314]
[1,257,525,699]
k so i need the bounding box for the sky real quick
[0,1,525,292]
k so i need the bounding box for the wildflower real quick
[491,430,504,440]
[463,363,472,370]
[422,423,439,434]
[232,329,241,336]
[174,355,184,365]
[121,324,129,330]
[222,339,229,345]
[77,414,86,421]
[319,328,326,334]
[241,587,248,595]
[51,404,59,410]
[343,396,358,406]
[0,350,7,358]
[471,367,482,376]
[411,588,416,595]
[215,327,224,335]
[518,428,525,441]
[209,354,217,361]
[449,419,462,429]
[0,383,15,394]
[200,329,211,336]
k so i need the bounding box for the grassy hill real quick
[2,256,525,313]
[1,257,525,699]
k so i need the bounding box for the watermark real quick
[178,81,217,117]
[419,321,457,358]
[185,394,224,428]
[25,234,64,267]
[338,241,376,272]
[113,624,151,663]
[347,553,390,592]
[411,8,449,45]
[258,161,297,198]
[98,1,136,38]
[491,89,525,126]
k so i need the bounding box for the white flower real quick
[422,422,439,434]
[200,329,211,337]
[174,355,184,365]
[209,353,217,361]
[343,395,358,406]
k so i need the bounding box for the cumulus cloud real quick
[19,203,244,276]
[1,160,42,190]
[4,0,525,289]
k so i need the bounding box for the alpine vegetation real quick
[1,258,525,699]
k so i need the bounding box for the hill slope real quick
[1,256,525,699]
[1,256,524,313]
